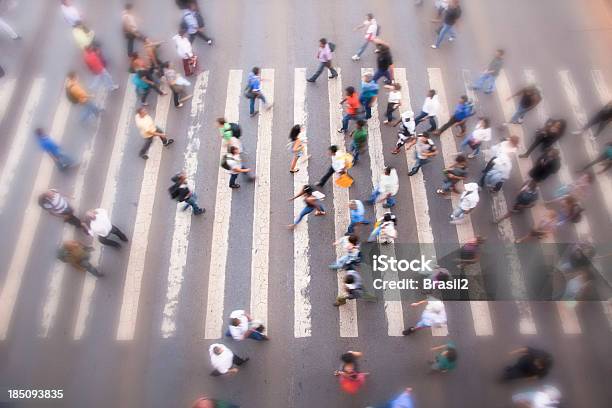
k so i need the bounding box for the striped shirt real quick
[40,191,70,215]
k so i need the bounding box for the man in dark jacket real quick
[169,172,205,215]
[372,38,393,84]
[529,148,561,183]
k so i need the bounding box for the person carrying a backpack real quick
[181,2,213,45]
[65,71,102,123]
[406,132,437,176]
[306,38,337,83]
[222,145,253,189]
[434,95,474,137]
[480,153,512,193]
[245,66,271,117]
[169,171,205,215]
[216,117,241,147]
[494,180,539,223]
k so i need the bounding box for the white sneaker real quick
[467,153,475,159]
[571,130,583,135]
[431,44,437,49]
[449,37,455,42]
[351,55,360,61]
[383,120,389,124]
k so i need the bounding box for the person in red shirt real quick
[84,44,118,91]
[337,86,362,133]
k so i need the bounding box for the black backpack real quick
[220,154,233,170]
[229,122,241,138]
[328,42,336,52]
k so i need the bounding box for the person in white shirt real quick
[491,134,520,157]
[173,28,197,76]
[225,310,268,341]
[367,166,399,208]
[480,153,513,193]
[414,89,440,132]
[329,234,361,270]
[316,145,347,187]
[85,208,128,248]
[383,83,402,124]
[392,110,416,154]
[351,13,378,61]
[208,343,249,376]
[449,182,480,223]
[459,117,492,158]
[60,0,81,27]
[403,296,447,335]
[223,145,253,189]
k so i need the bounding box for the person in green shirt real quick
[216,117,234,144]
[350,119,368,164]
[430,341,457,373]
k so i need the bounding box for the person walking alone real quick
[289,124,308,173]
[245,67,271,117]
[471,49,504,94]
[431,0,461,49]
[350,119,368,164]
[449,182,480,224]
[181,2,213,45]
[519,119,566,158]
[351,13,379,61]
[372,38,394,84]
[65,71,102,123]
[168,171,205,215]
[414,89,440,132]
[0,1,19,40]
[307,38,337,83]
[572,101,612,139]
[35,128,75,171]
[85,208,128,249]
[288,184,326,229]
[135,106,174,159]
[57,240,103,277]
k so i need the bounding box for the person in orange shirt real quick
[337,86,362,134]
[65,71,102,123]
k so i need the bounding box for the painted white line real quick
[160,72,209,338]
[558,70,612,223]
[497,70,582,334]
[394,68,447,337]
[327,70,358,337]
[591,69,611,104]
[0,77,17,125]
[362,68,404,336]
[462,69,536,335]
[249,69,274,326]
[73,83,137,340]
[0,93,69,340]
[204,69,242,339]
[116,92,172,341]
[39,92,107,337]
[428,68,493,336]
[0,78,45,214]
[293,68,312,338]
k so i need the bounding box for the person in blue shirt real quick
[246,66,271,117]
[373,387,415,408]
[35,128,75,171]
[433,95,474,137]
[347,199,370,234]
[359,73,379,119]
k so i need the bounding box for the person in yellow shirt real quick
[134,107,174,159]
[65,71,101,122]
[72,21,94,50]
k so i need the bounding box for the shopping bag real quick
[335,173,354,188]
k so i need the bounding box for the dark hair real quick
[230,318,240,327]
[125,3,133,10]
[319,38,327,45]
[429,89,437,96]
[216,117,226,125]
[366,13,374,19]
[384,166,393,175]
[346,86,355,95]
[252,67,260,75]
[552,119,567,135]
[480,117,490,128]
[329,145,338,154]
[344,274,355,284]
[229,145,239,154]
[446,348,458,362]
[35,128,44,137]
[460,95,468,102]
[303,184,314,195]
[67,71,76,79]
[289,124,301,141]
[455,154,467,163]
[497,49,505,56]
[356,119,366,128]
[347,235,359,245]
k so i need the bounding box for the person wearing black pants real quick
[209,344,249,376]
[573,101,612,138]
[315,145,345,187]
[85,208,128,249]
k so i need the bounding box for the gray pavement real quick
[1,0,612,407]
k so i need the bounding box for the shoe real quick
[164,139,174,146]
[207,39,213,45]
[315,182,323,187]
[402,327,416,336]
[430,44,438,49]
[250,110,259,117]
[383,120,389,124]
[467,153,475,159]
[229,184,240,189]
[141,154,149,160]
[111,85,119,91]
[194,208,205,215]
[289,169,299,173]
[449,37,455,42]
[328,75,338,79]
[351,55,360,61]
[337,128,346,134]
[306,78,316,83]
[571,130,583,135]
[407,170,417,176]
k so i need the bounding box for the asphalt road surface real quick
[1,0,612,407]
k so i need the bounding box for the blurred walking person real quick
[436,154,467,197]
[372,38,394,84]
[0,0,19,40]
[367,165,399,208]
[162,62,192,108]
[60,0,81,27]
[225,309,268,341]
[135,106,174,159]
[414,89,440,132]
[392,110,416,154]
[57,240,102,277]
[572,101,612,139]
[337,86,361,134]
[168,171,205,215]
[329,234,361,270]
[431,0,461,49]
[35,128,76,171]
[580,141,612,174]
[84,45,119,91]
[402,297,447,335]
[347,199,370,234]
[519,118,566,158]
[350,119,368,164]
[315,145,347,187]
[429,342,458,373]
[122,3,144,56]
[494,180,539,223]
[528,148,561,184]
[433,95,474,137]
[72,21,94,50]
[360,73,379,120]
[406,132,438,176]
[506,85,542,125]
[307,38,337,83]
[383,83,402,123]
[181,2,213,45]
[334,266,376,306]
[209,344,249,376]
[85,208,128,249]
[65,71,102,123]
[471,49,504,94]
[38,189,87,232]
[501,347,553,381]
[288,184,326,229]
[173,28,197,77]
[459,117,491,158]
[351,13,379,61]
[449,182,480,223]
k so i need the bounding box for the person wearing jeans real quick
[338,86,362,133]
[507,85,542,124]
[307,38,337,83]
[367,166,399,208]
[472,49,504,94]
[246,67,270,117]
[359,73,379,120]
[351,13,378,61]
[35,128,75,171]
[449,183,479,223]
[406,134,437,176]
[225,146,253,189]
[289,185,326,228]
[169,172,205,215]
[65,71,102,123]
[347,200,370,234]
[316,145,346,187]
[86,208,129,249]
[434,95,473,137]
[431,0,461,49]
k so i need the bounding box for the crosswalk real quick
[0,64,611,345]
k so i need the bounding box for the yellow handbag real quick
[335,173,354,188]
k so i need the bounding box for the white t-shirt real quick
[400,111,416,134]
[89,208,112,237]
[471,124,492,144]
[388,90,401,104]
[61,4,81,27]
[459,183,480,211]
[209,344,234,374]
[228,310,249,340]
[491,140,518,157]
[380,169,399,196]
[173,34,193,59]
[364,19,378,39]
[421,95,440,117]
[331,152,346,173]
